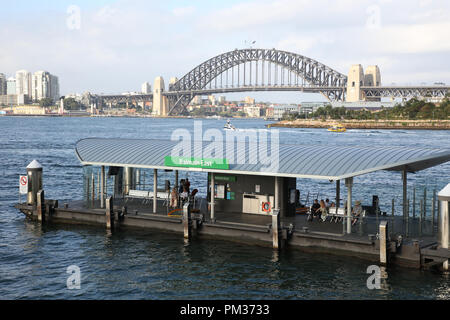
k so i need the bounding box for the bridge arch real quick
[167,48,347,115]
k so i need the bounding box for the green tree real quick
[64,97,82,110]
[39,98,54,107]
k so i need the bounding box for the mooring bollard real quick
[183,202,191,240]
[26,160,43,206]
[105,196,114,229]
[37,189,45,222]
[272,209,281,250]
[379,221,388,266]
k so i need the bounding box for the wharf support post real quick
[105,196,114,230]
[272,209,283,250]
[438,184,450,271]
[37,190,45,222]
[183,202,191,240]
[379,221,389,266]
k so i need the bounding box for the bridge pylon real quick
[153,76,168,116]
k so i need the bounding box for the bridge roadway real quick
[98,85,449,105]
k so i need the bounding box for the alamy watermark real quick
[66,265,81,290]
[170,121,280,172]
[366,4,381,30]
[366,265,381,289]
[67,5,81,30]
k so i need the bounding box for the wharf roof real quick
[75,138,450,180]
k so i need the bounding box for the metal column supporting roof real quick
[75,138,450,180]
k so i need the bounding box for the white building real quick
[15,70,32,99]
[244,105,261,118]
[217,96,226,104]
[6,77,16,95]
[267,104,300,119]
[32,71,50,101]
[31,71,60,103]
[141,82,151,94]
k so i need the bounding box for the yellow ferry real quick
[328,124,346,132]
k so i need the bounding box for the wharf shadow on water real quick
[1,219,448,300]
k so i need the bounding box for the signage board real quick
[19,175,28,194]
[164,156,229,170]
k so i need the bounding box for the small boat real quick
[328,124,346,132]
[224,120,236,131]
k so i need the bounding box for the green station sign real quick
[208,174,236,182]
[164,156,229,170]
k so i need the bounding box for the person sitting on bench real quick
[170,187,178,208]
[308,199,321,221]
[351,200,363,225]
[317,199,328,222]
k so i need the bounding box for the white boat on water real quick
[224,120,236,131]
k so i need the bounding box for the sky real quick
[1,0,449,103]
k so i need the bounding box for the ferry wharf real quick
[15,138,450,272]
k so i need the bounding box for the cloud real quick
[1,0,449,98]
[172,6,195,17]
[366,22,450,54]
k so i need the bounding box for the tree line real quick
[291,98,450,121]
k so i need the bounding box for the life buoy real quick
[262,202,271,212]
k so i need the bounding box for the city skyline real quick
[1,0,449,103]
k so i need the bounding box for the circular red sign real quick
[20,176,28,185]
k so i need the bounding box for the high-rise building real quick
[31,71,60,103]
[15,70,32,99]
[0,73,6,95]
[49,74,60,102]
[6,77,16,95]
[32,71,50,101]
[141,82,151,94]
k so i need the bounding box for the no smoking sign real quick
[19,176,28,194]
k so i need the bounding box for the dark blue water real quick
[0,116,449,299]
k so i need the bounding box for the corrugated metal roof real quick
[75,138,450,180]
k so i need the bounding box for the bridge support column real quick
[153,77,168,116]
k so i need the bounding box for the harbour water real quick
[0,116,449,299]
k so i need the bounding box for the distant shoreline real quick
[268,119,450,130]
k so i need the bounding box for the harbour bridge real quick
[97,48,450,115]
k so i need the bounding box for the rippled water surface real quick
[0,116,449,299]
